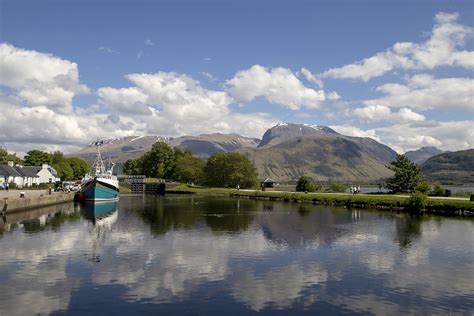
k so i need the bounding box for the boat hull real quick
[80,178,119,201]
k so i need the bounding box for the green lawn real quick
[167,184,474,213]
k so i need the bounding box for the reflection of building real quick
[261,178,274,191]
[0,162,60,188]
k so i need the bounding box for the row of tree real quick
[296,154,444,195]
[0,147,90,181]
[123,142,259,188]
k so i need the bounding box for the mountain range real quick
[421,149,474,184]
[405,146,445,164]
[70,123,472,183]
[239,124,396,182]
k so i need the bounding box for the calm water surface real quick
[0,195,473,315]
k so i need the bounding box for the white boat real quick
[79,141,119,201]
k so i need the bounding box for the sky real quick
[0,0,473,155]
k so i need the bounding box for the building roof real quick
[0,164,22,177]
[48,166,59,177]
[15,166,40,177]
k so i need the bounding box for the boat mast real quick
[93,140,106,176]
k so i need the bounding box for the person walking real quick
[5,182,9,192]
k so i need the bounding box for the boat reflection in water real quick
[80,201,118,263]
[80,201,118,226]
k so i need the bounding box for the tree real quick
[124,158,142,175]
[386,154,422,193]
[175,155,205,184]
[431,182,445,196]
[54,160,74,180]
[296,176,318,192]
[24,150,52,166]
[330,181,347,193]
[67,157,90,179]
[0,147,23,164]
[204,152,258,189]
[123,142,192,179]
[51,151,65,165]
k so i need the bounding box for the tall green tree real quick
[204,152,258,189]
[24,150,52,166]
[386,154,422,193]
[141,142,188,179]
[51,151,65,165]
[123,142,192,179]
[54,160,74,180]
[175,155,205,184]
[123,158,143,175]
[67,157,90,179]
[0,147,23,164]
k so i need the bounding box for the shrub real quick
[8,181,17,189]
[330,181,347,193]
[415,180,430,194]
[431,182,445,196]
[296,176,319,192]
[38,183,54,189]
[407,191,427,212]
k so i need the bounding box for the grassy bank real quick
[167,184,474,215]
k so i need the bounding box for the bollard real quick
[20,192,25,198]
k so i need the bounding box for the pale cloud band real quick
[322,12,473,81]
[226,65,326,110]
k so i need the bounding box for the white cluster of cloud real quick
[332,120,474,153]
[354,105,425,123]
[0,43,89,113]
[322,12,473,81]
[226,65,326,110]
[365,74,473,111]
[330,125,381,142]
[378,120,474,152]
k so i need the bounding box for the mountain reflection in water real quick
[0,195,472,315]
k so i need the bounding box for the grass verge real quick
[167,184,474,215]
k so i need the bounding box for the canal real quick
[0,195,472,315]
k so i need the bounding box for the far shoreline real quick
[166,185,474,217]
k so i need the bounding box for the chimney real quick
[7,161,14,167]
[42,164,48,169]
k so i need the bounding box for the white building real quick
[0,162,60,188]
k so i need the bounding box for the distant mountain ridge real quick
[258,123,338,147]
[405,146,445,164]
[169,133,260,158]
[421,149,474,183]
[240,124,397,182]
[70,123,399,181]
[71,136,168,164]
[70,133,261,164]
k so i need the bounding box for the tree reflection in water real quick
[395,213,423,249]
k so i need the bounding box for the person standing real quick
[5,182,9,192]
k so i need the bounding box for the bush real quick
[431,182,445,196]
[330,181,347,193]
[8,181,17,189]
[415,180,430,194]
[38,183,54,189]
[296,176,319,192]
[407,191,427,212]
